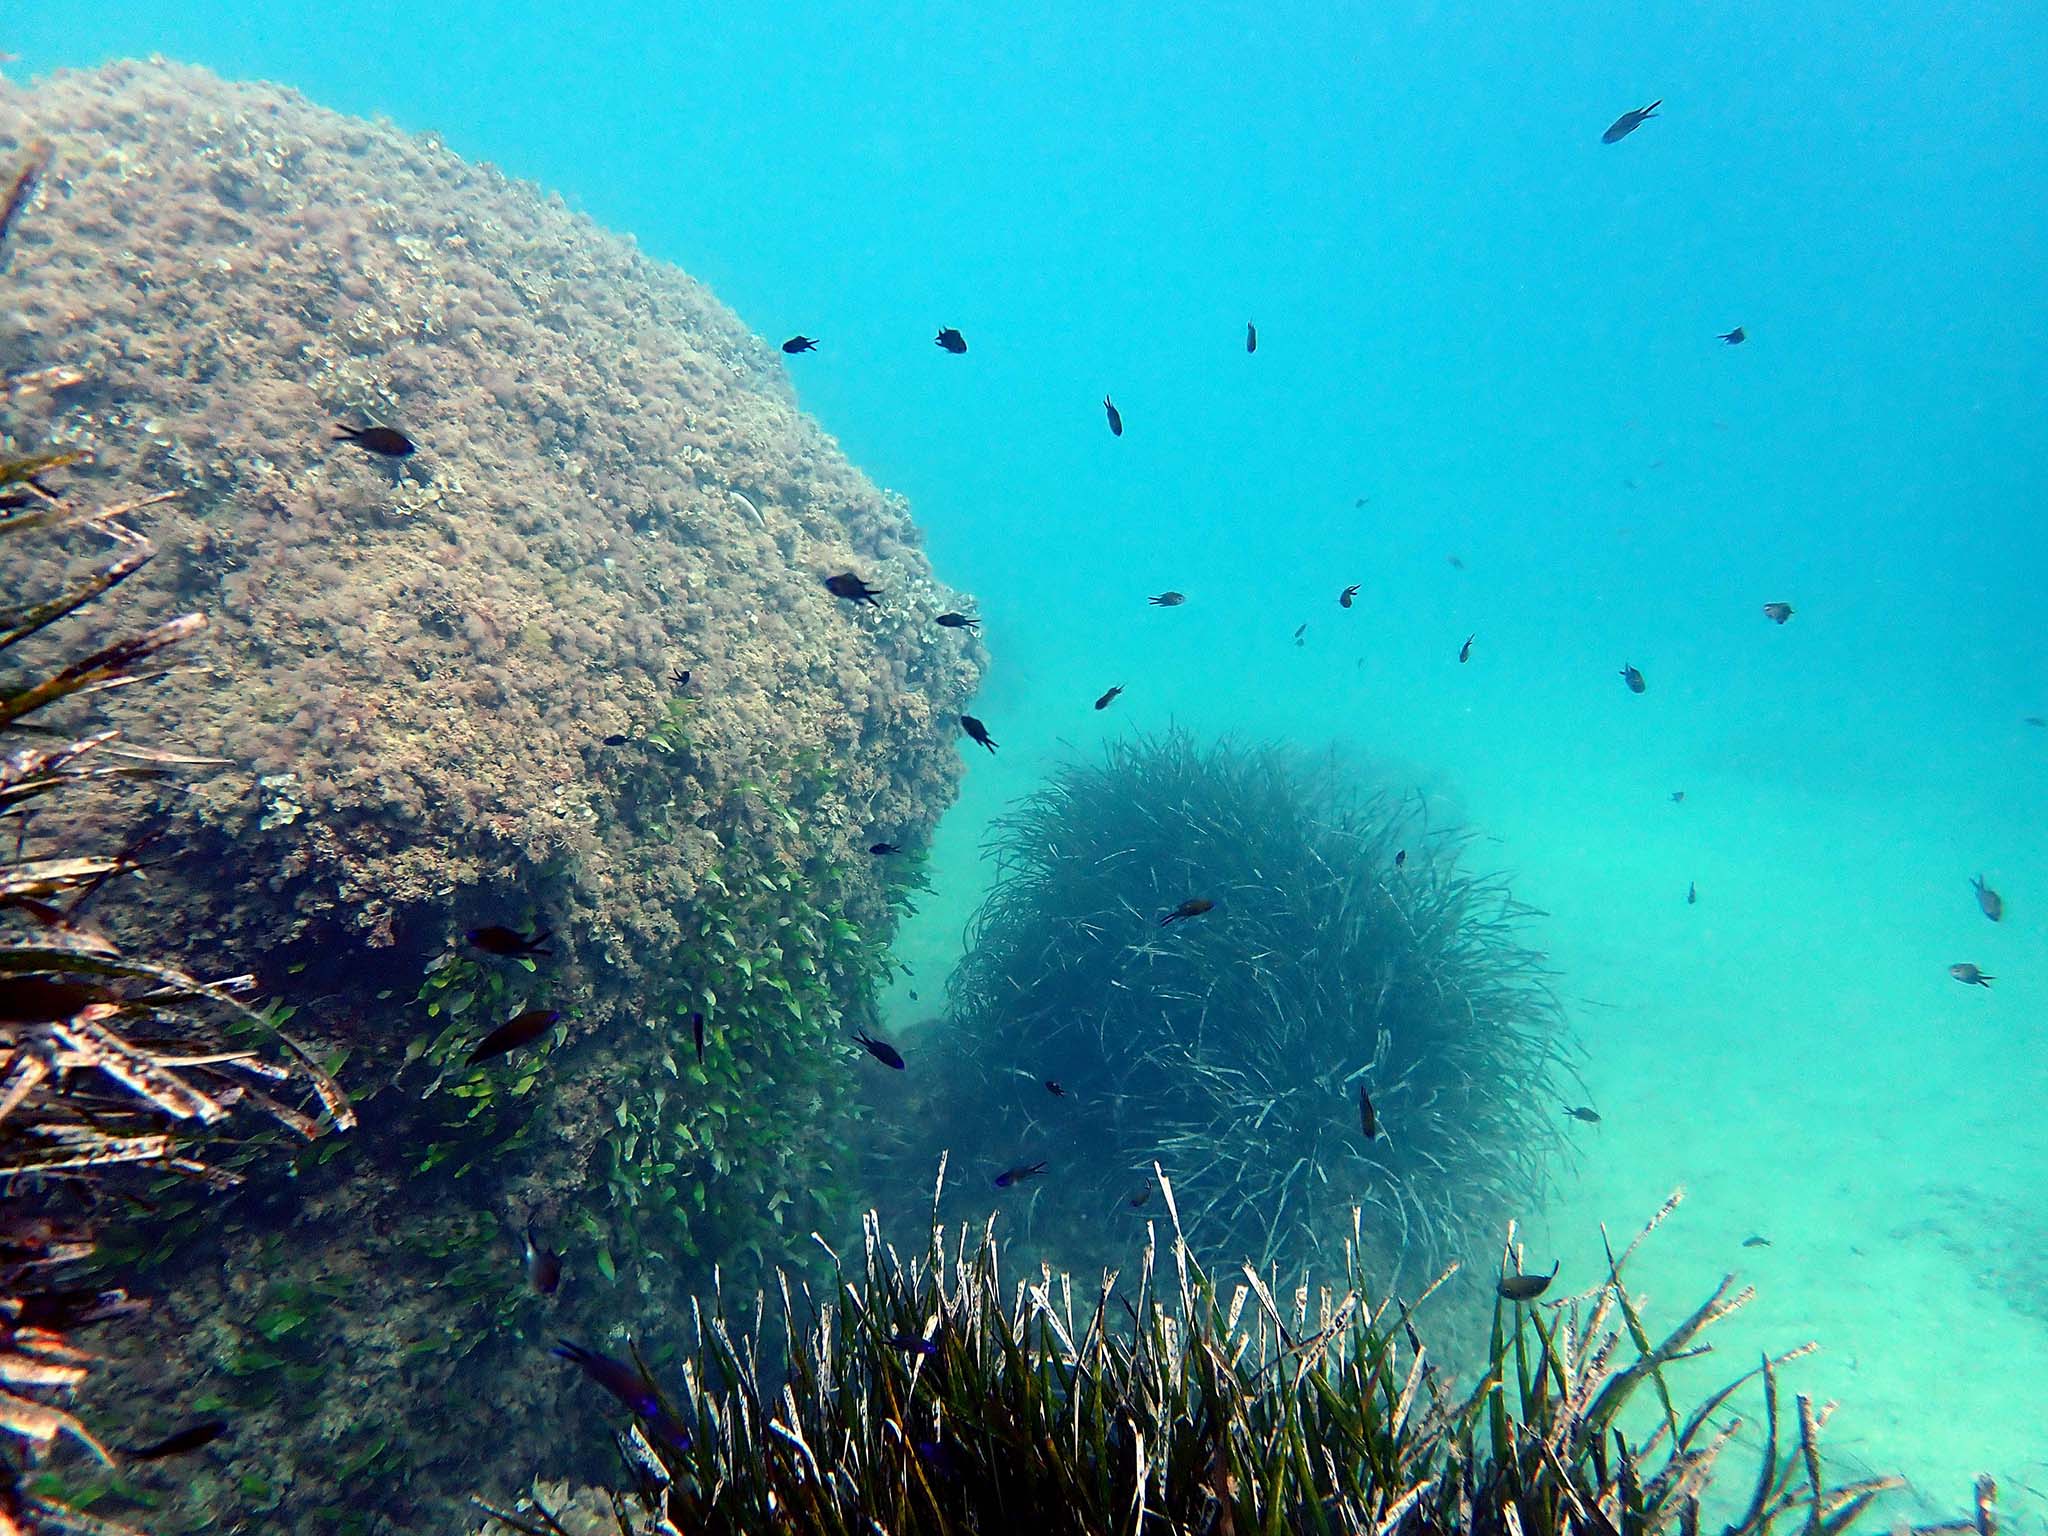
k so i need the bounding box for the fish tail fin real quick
[331,425,357,441]
[1645,99,1662,115]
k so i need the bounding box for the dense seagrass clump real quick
[935,730,1574,1277]
[470,1183,1906,1536]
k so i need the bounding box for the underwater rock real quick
[0,59,980,972]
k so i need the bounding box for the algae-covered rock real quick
[0,58,977,967]
[0,60,981,1531]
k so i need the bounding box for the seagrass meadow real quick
[890,732,1576,1289]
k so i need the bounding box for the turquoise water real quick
[15,0,2047,1519]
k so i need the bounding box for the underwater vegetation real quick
[1,412,351,1522]
[472,1176,1930,1536]
[918,730,1573,1280]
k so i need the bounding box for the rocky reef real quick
[1,60,981,1531]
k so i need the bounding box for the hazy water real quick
[17,0,2048,1519]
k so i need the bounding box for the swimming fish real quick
[1149,591,1186,607]
[885,1333,938,1356]
[1447,554,1465,570]
[936,611,979,630]
[934,327,968,354]
[1687,881,1696,905]
[993,1160,1047,1188]
[824,571,883,607]
[960,715,998,753]
[1619,664,1646,694]
[781,335,819,353]
[466,1008,560,1066]
[523,1222,562,1295]
[1104,395,1123,436]
[1358,1083,1378,1142]
[671,668,692,690]
[1670,791,1686,804]
[1339,584,1360,608]
[1459,634,1474,663]
[2026,717,2047,728]
[868,841,901,856]
[1094,685,1124,710]
[1971,875,2002,922]
[1127,1183,1153,1209]
[1949,963,1993,988]
[1564,1106,1601,1123]
[1394,850,1406,869]
[551,1341,691,1451]
[467,925,552,958]
[1496,1262,1559,1301]
[1719,327,1746,345]
[602,733,629,747]
[1246,321,1257,353]
[1601,100,1661,143]
[1160,898,1215,926]
[332,423,415,458]
[690,1009,705,1063]
[128,1419,230,1460]
[1741,1235,1772,1249]
[1045,1080,1066,1097]
[1294,622,1308,645]
[1762,602,1793,624]
[853,1028,905,1069]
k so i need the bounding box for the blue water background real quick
[15,0,2048,1512]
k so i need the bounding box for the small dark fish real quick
[1045,1079,1066,1097]
[332,423,415,458]
[1127,1183,1153,1209]
[466,1007,560,1066]
[853,1028,905,1069]
[523,1222,562,1296]
[1394,849,1406,869]
[868,841,901,856]
[671,668,692,690]
[551,1341,691,1451]
[1601,100,1661,144]
[467,925,552,958]
[1246,321,1257,354]
[1742,1235,1772,1249]
[1564,1106,1601,1124]
[1094,685,1124,711]
[602,733,629,746]
[781,335,819,353]
[960,715,998,753]
[1686,881,1696,906]
[1458,634,1474,664]
[1103,395,1123,436]
[1971,875,2002,922]
[1149,591,1186,607]
[1719,327,1746,346]
[690,1009,705,1063]
[1497,1261,1559,1301]
[1670,791,1685,804]
[1949,963,1993,988]
[1159,898,1215,926]
[1358,1083,1378,1142]
[1446,554,1465,570]
[1294,622,1308,645]
[825,571,883,607]
[1354,497,1368,508]
[885,1333,938,1356]
[1339,584,1360,608]
[993,1160,1047,1188]
[2025,716,2047,728]
[1620,664,1646,694]
[129,1419,229,1460]
[912,1439,960,1479]
[936,611,979,630]
[1762,602,1793,624]
[934,327,968,354]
